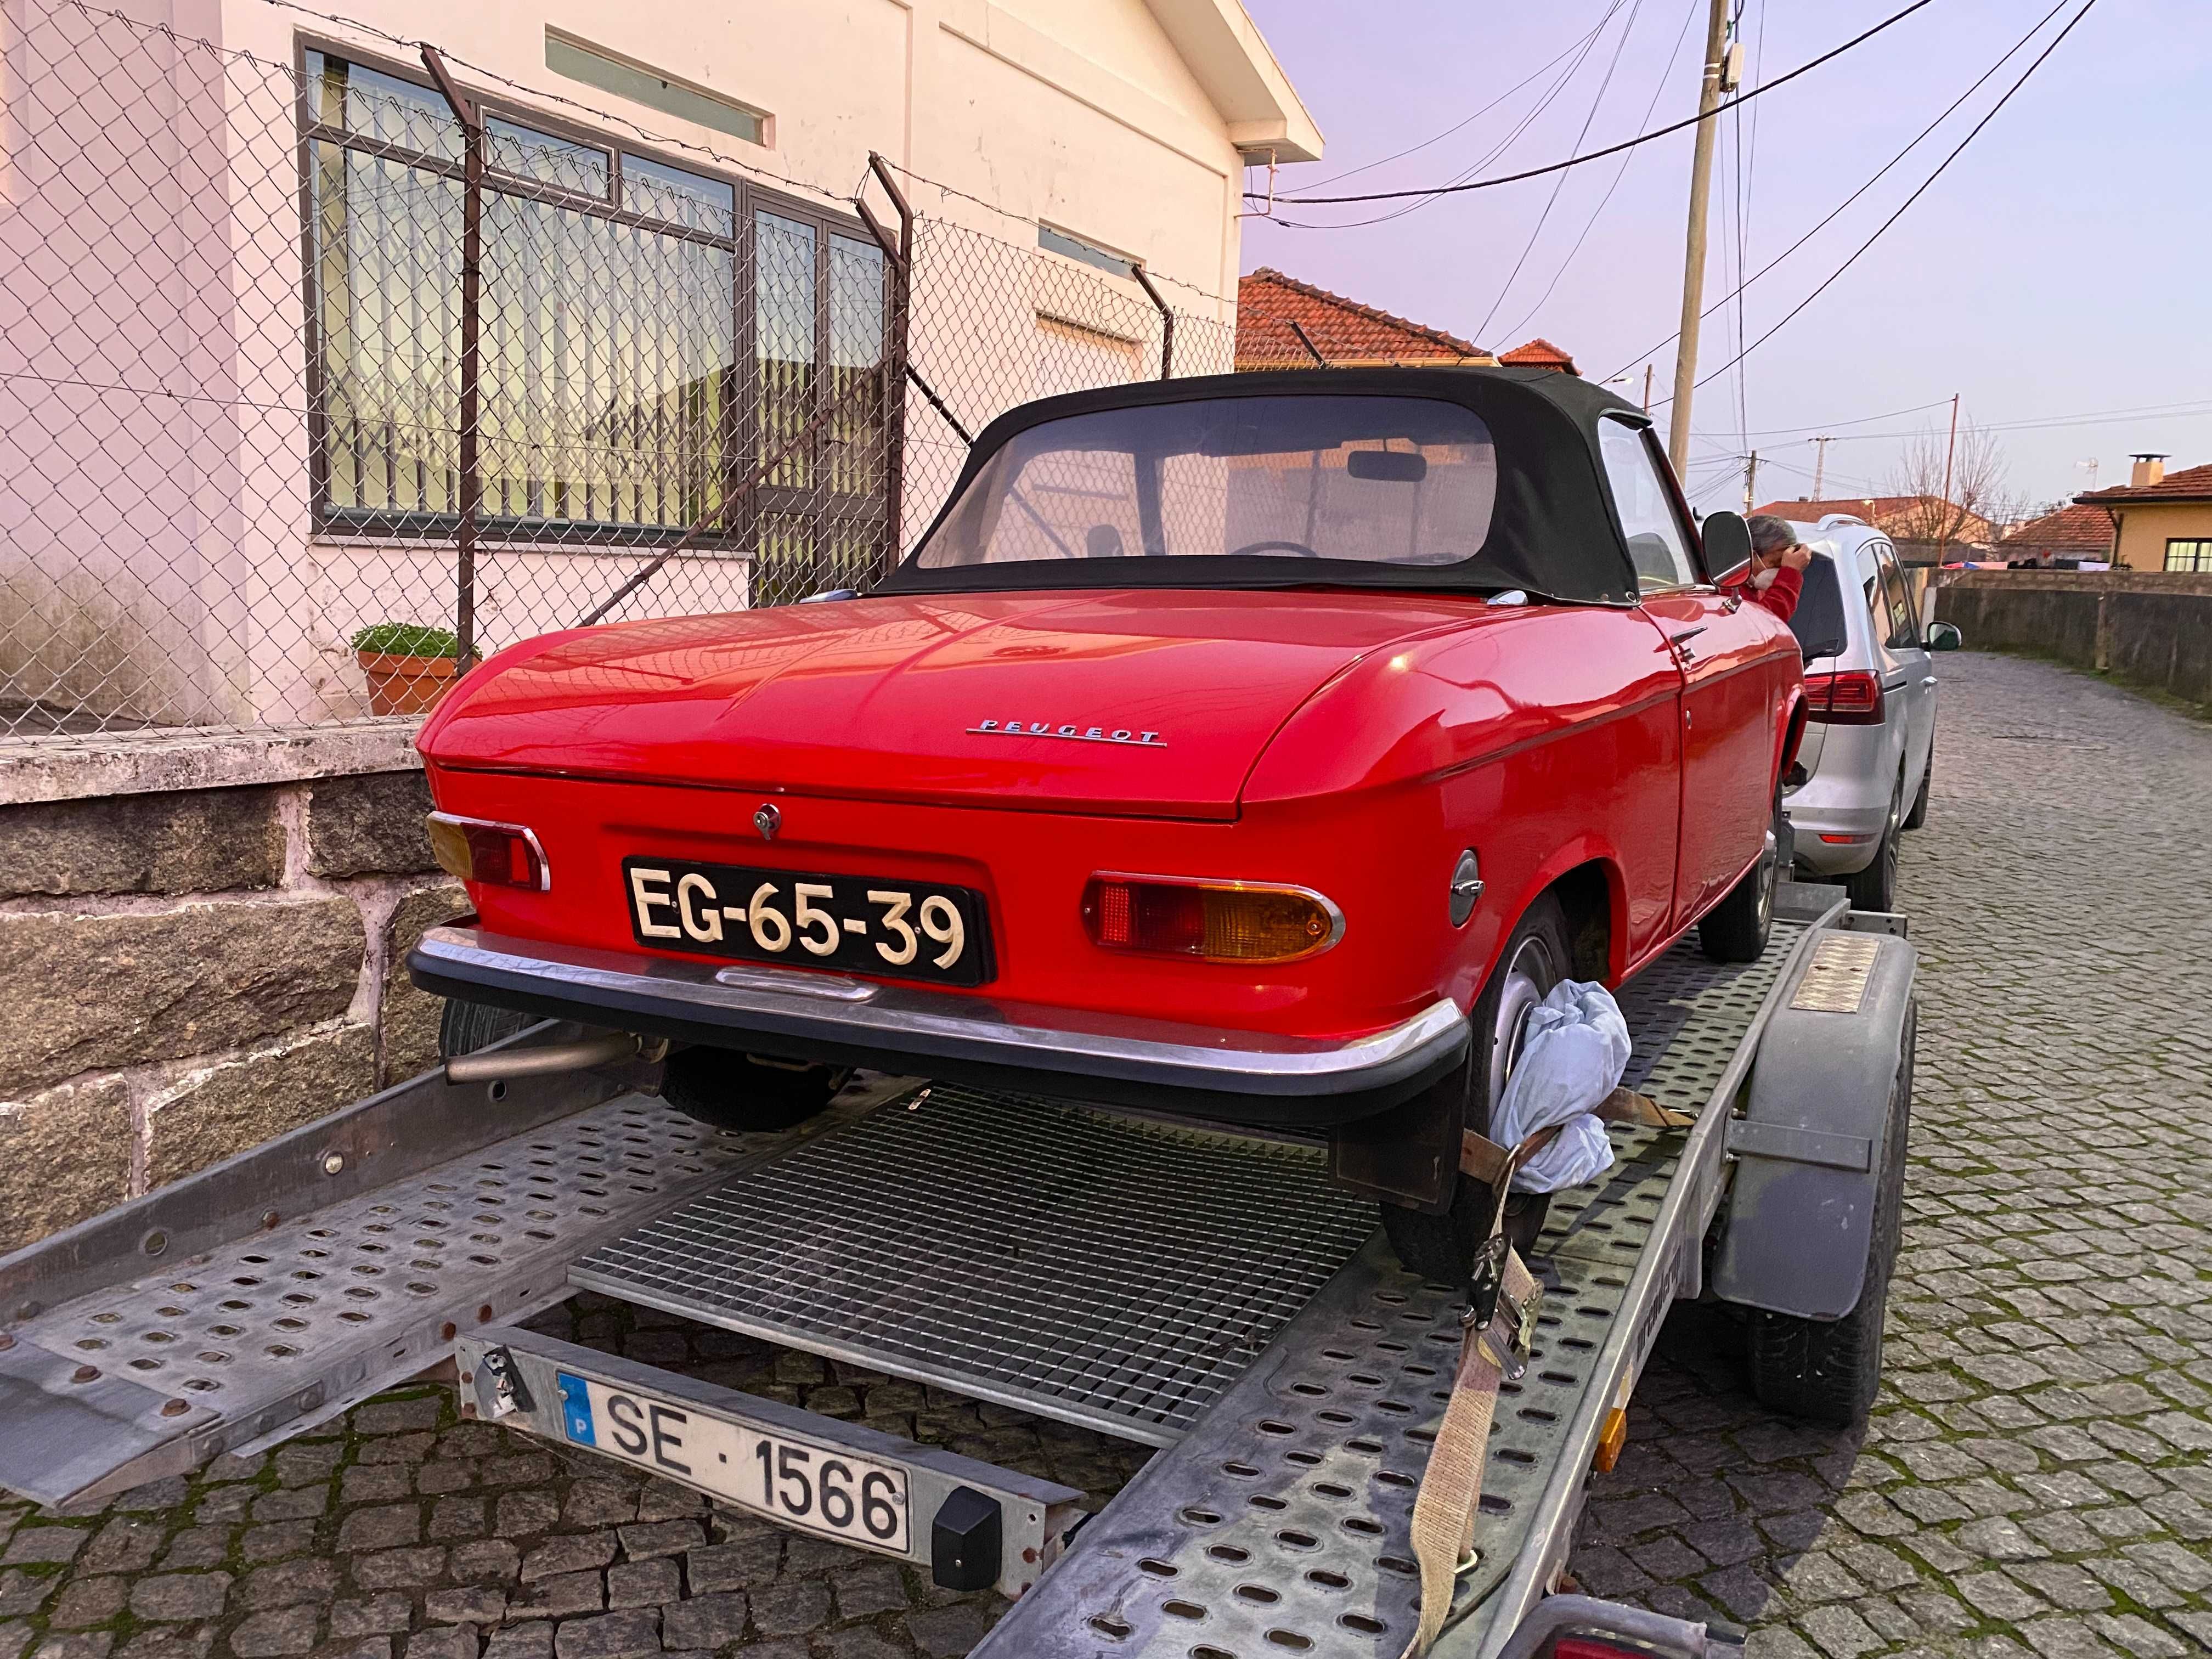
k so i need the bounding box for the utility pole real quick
[1666,0,1734,475]
[1809,435,1833,498]
[1643,363,1655,411]
[1743,450,1759,516]
[1935,392,1961,559]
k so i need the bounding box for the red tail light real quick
[1803,669,1884,725]
[1082,874,1342,963]
[426,812,550,890]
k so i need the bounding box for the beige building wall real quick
[3,0,1317,730]
[2109,504,2212,569]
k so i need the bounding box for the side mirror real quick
[1701,510,1752,575]
[1926,621,1963,652]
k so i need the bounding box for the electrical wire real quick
[1675,0,2101,397]
[1257,0,1940,208]
[1474,0,1649,343]
[1602,0,2073,384]
[1492,0,1703,346]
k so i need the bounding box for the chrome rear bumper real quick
[408,926,1469,1126]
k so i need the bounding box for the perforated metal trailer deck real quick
[0,883,1916,1659]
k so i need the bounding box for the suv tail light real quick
[426,812,550,890]
[1082,875,1342,963]
[1803,669,1884,725]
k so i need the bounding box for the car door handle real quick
[1921,676,1938,687]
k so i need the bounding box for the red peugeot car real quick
[410,368,1805,1278]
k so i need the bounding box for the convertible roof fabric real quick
[878,366,1661,605]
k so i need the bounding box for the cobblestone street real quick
[2,651,2207,1659]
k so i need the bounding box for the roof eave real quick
[1145,0,1324,163]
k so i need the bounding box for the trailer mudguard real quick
[1712,926,1917,1320]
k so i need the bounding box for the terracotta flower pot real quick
[357,650,461,716]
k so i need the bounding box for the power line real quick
[1256,0,1939,209]
[1492,0,1704,345]
[1678,0,2100,396]
[1602,0,2073,384]
[1474,0,1649,342]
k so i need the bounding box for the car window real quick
[1596,419,1699,592]
[1872,542,1919,648]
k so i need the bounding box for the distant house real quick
[1995,502,2117,565]
[1235,269,1492,370]
[1751,495,1996,554]
[1497,338,1579,375]
[2073,455,2212,571]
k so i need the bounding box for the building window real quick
[302,48,888,578]
[1039,224,1136,280]
[544,31,770,150]
[2165,539,2212,572]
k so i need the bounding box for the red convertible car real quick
[410,368,1805,1278]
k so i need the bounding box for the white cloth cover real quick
[1490,979,1632,1194]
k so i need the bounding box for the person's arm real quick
[1751,561,1803,620]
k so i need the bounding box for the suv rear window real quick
[914,396,1497,570]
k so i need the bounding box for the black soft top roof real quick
[876,365,1663,605]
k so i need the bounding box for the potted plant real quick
[352,623,466,716]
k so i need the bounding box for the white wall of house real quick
[0,0,1316,731]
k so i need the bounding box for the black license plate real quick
[622,858,993,987]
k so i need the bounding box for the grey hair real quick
[1746,515,1801,556]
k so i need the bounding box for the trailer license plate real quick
[555,1372,910,1553]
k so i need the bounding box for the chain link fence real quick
[0,3,1235,743]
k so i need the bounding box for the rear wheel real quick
[1844,771,1905,912]
[1700,787,1783,963]
[1380,896,1567,1285]
[438,998,535,1059]
[1747,1005,1913,1427]
[662,1047,851,1133]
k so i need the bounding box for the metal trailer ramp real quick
[567,909,1823,1659]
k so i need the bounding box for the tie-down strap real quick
[1457,1087,1692,1186]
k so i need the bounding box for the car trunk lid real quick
[421,589,1487,820]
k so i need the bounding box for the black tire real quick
[438,998,535,1059]
[661,1048,850,1133]
[1843,771,1905,912]
[1747,1002,1914,1428]
[1700,787,1783,963]
[1380,895,1567,1285]
[1901,744,1933,831]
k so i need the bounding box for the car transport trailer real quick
[0,884,1915,1659]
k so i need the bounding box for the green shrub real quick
[352,622,460,657]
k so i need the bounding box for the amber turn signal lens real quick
[426,812,550,890]
[1081,875,1342,963]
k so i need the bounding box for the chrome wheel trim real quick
[1485,932,1559,1116]
[1755,821,1779,934]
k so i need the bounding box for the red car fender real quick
[1452,833,1632,1013]
[416,627,602,757]
[1777,687,1809,778]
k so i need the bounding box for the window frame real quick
[295,36,893,553]
[1870,539,1921,650]
[1595,414,1706,594]
[2165,538,2212,573]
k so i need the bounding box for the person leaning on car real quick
[1720,515,1812,622]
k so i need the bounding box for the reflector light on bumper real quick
[1081,874,1343,964]
[426,812,551,890]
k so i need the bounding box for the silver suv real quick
[1780,515,1962,910]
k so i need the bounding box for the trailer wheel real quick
[663,1049,851,1133]
[1380,896,1565,1284]
[1747,1005,1913,1428]
[439,998,535,1059]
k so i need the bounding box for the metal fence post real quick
[422,48,482,669]
[1132,264,1174,381]
[858,154,912,585]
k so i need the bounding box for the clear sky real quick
[1239,0,2210,517]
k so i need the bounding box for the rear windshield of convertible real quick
[913,396,1497,571]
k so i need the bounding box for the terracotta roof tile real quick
[1498,338,1578,374]
[2075,460,2212,503]
[1996,501,2115,554]
[1235,268,1490,370]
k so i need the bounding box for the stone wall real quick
[1932,569,2212,708]
[0,737,467,1252]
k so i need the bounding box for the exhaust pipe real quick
[446,1032,652,1084]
